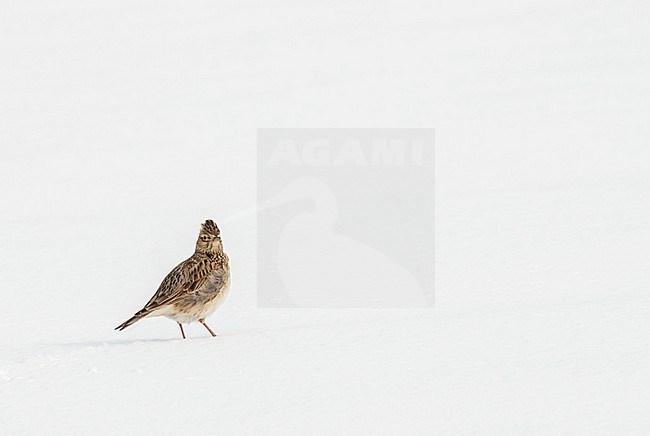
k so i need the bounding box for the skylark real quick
[115,219,230,339]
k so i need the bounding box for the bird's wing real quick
[142,256,215,312]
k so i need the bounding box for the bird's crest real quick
[201,219,220,237]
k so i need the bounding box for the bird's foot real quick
[199,319,217,337]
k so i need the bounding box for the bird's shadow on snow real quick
[49,337,197,348]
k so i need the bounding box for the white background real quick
[1,0,650,434]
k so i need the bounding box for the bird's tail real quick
[115,309,149,331]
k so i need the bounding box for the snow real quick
[2,310,436,434]
[2,0,650,434]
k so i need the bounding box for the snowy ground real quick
[2,0,650,434]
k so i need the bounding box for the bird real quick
[115,219,231,339]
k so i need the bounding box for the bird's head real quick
[196,219,222,254]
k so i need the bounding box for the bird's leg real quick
[199,318,217,337]
[178,322,186,339]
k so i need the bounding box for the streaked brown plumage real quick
[115,219,230,339]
